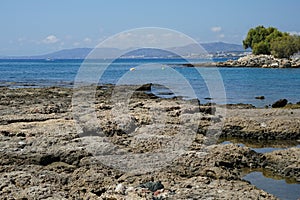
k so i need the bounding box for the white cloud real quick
[289,31,300,36]
[17,37,26,42]
[218,34,225,39]
[43,35,59,44]
[211,26,222,33]
[83,37,92,43]
[73,42,80,46]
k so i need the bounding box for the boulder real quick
[136,83,152,91]
[272,99,288,108]
[139,181,164,192]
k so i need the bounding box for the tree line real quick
[243,26,300,58]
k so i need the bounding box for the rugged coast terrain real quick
[183,54,300,68]
[217,54,300,68]
[0,86,299,199]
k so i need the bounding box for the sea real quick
[1,58,300,108]
[1,58,300,199]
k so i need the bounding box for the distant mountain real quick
[0,48,92,60]
[34,48,92,59]
[122,48,178,58]
[201,42,247,53]
[169,42,247,55]
[0,42,248,59]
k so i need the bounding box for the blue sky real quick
[1,0,300,56]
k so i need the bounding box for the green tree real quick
[243,26,280,55]
[243,26,279,49]
[252,41,270,55]
[271,35,300,58]
[243,25,300,58]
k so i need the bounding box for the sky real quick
[1,0,300,56]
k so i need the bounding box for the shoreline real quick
[2,83,300,108]
[181,54,300,68]
[0,86,299,199]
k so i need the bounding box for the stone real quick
[136,83,152,91]
[115,183,126,194]
[139,181,164,192]
[272,99,288,108]
[216,54,300,68]
[255,96,265,100]
[270,62,279,67]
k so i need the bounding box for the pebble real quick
[18,141,26,148]
[115,183,125,194]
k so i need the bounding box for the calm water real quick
[218,138,300,153]
[1,58,300,107]
[243,170,300,200]
[220,139,300,199]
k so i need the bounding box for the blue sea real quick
[1,58,300,108]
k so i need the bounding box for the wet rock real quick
[136,83,152,91]
[255,96,265,100]
[264,147,300,180]
[272,99,288,108]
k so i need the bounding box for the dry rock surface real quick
[0,86,299,199]
[217,54,300,68]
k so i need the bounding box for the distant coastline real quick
[0,42,250,60]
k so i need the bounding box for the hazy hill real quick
[201,42,246,53]
[0,42,248,59]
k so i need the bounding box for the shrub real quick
[271,35,300,58]
[243,26,300,58]
[252,41,270,55]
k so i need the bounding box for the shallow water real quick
[242,168,300,200]
[1,59,300,107]
[218,137,300,153]
[219,138,300,199]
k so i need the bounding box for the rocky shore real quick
[182,54,300,68]
[217,54,300,68]
[0,86,299,199]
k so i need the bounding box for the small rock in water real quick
[255,96,265,100]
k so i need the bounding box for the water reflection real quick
[242,168,300,200]
[218,137,300,153]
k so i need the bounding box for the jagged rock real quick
[139,181,164,192]
[217,54,300,68]
[265,147,300,180]
[272,99,288,108]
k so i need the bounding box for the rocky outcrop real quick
[217,54,300,68]
[221,108,300,140]
[272,99,288,108]
[0,86,298,199]
[264,147,300,181]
